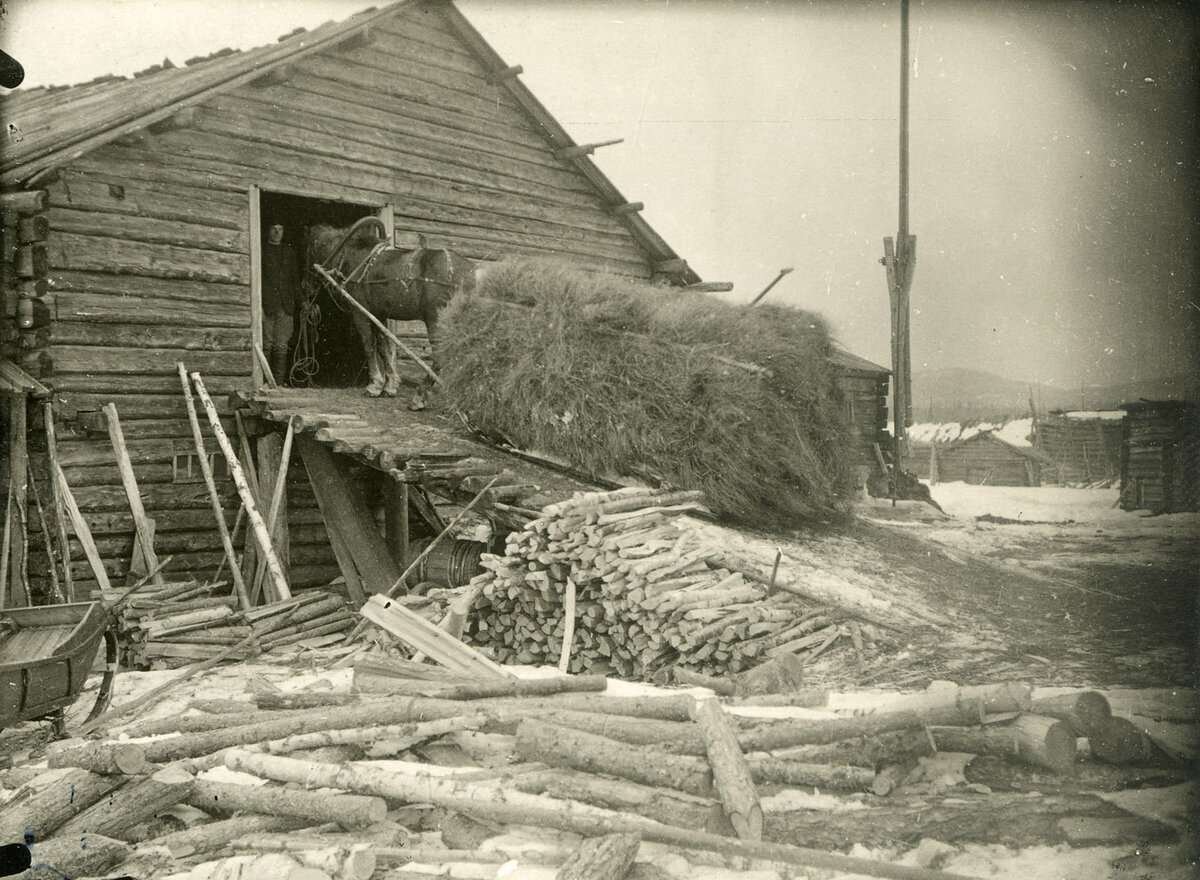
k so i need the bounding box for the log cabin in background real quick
[0,0,888,606]
[1035,410,1124,486]
[924,431,1053,488]
[1119,400,1200,514]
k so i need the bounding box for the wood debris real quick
[103,584,355,669]
[2,656,1191,880]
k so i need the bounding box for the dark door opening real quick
[259,191,379,388]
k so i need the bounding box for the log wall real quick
[16,3,661,597]
[835,372,889,467]
[933,435,1042,487]
[1037,415,1123,485]
[1119,403,1200,514]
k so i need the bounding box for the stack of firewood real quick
[464,488,856,678]
[2,672,1187,880]
[106,585,355,669]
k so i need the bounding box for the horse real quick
[305,217,475,406]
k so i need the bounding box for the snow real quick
[928,482,1127,523]
[906,418,1034,447]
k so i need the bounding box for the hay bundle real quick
[437,259,855,527]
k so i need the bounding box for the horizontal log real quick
[50,268,247,306]
[56,290,249,327]
[515,719,714,797]
[0,769,124,843]
[152,814,308,858]
[48,171,246,230]
[186,779,387,828]
[52,322,250,351]
[48,345,248,375]
[46,230,249,283]
[23,834,131,878]
[0,189,47,212]
[50,205,249,253]
[225,749,990,880]
[45,739,150,775]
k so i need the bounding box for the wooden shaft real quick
[25,458,62,601]
[101,402,165,585]
[41,404,72,600]
[51,460,112,591]
[312,263,439,384]
[77,631,260,734]
[191,371,290,601]
[177,363,251,610]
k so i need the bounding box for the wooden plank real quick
[101,403,166,586]
[359,593,512,680]
[296,435,399,604]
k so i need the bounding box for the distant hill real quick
[911,368,1200,422]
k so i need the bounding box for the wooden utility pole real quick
[882,0,917,497]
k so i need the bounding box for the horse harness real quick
[328,236,461,296]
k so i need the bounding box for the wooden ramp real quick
[232,388,605,534]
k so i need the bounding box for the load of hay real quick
[437,258,856,528]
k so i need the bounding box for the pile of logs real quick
[464,487,862,677]
[104,585,355,669]
[2,669,1188,880]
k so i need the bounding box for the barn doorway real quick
[255,190,385,388]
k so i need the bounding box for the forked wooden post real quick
[190,372,291,602]
[177,363,252,610]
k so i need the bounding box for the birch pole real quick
[178,363,252,610]
[189,371,290,602]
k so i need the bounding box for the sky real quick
[2,0,1197,390]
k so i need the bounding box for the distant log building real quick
[1119,400,1199,514]
[1036,411,1123,485]
[927,431,1052,487]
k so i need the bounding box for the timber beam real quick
[338,27,375,51]
[487,64,524,84]
[611,202,644,216]
[554,138,624,160]
[148,106,203,134]
[250,65,293,88]
[0,190,47,213]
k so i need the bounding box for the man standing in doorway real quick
[262,223,300,385]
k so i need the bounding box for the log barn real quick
[1118,400,1199,514]
[0,0,887,608]
[926,431,1052,487]
[1035,410,1124,485]
[0,0,707,605]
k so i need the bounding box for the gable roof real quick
[944,430,1053,463]
[0,0,699,283]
